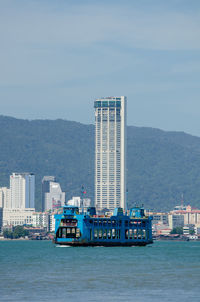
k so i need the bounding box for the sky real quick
[0,0,200,136]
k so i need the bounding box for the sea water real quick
[0,240,200,302]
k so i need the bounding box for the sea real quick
[0,240,200,302]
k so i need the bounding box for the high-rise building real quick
[42,178,65,212]
[41,176,56,211]
[0,187,11,208]
[94,96,127,211]
[10,173,35,208]
[0,207,3,233]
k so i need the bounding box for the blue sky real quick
[0,0,200,135]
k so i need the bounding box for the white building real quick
[10,173,35,208]
[3,208,35,227]
[168,214,184,229]
[32,212,48,228]
[44,181,65,211]
[67,196,91,208]
[47,214,55,232]
[0,187,11,208]
[172,205,200,225]
[94,97,127,211]
[42,176,56,212]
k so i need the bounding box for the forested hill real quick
[1,115,200,211]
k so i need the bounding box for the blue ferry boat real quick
[54,206,153,246]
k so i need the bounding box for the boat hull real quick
[54,240,153,247]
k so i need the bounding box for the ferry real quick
[54,206,153,246]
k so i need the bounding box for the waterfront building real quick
[151,212,168,225]
[183,225,194,235]
[44,180,65,211]
[10,173,35,208]
[3,208,35,227]
[32,212,48,228]
[67,196,91,208]
[172,205,200,225]
[168,214,184,229]
[41,176,56,212]
[94,96,127,211]
[0,187,11,208]
[47,213,55,232]
[32,211,56,232]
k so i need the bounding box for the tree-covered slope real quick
[1,115,200,211]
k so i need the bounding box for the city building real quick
[172,205,200,225]
[3,208,35,227]
[10,173,35,208]
[47,213,55,232]
[152,212,168,225]
[67,196,91,208]
[168,214,184,229]
[41,176,56,212]
[32,212,48,228]
[44,180,65,211]
[94,96,127,211]
[0,187,11,208]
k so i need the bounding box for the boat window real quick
[62,228,67,238]
[103,229,107,239]
[111,229,115,239]
[94,229,98,239]
[129,229,133,240]
[138,229,143,239]
[125,220,128,227]
[108,229,111,239]
[134,229,137,239]
[76,228,81,238]
[58,228,62,238]
[99,229,103,239]
[125,229,128,239]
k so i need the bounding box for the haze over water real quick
[0,241,200,302]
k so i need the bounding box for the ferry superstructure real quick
[54,206,153,246]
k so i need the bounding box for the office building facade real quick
[10,173,35,209]
[94,96,127,211]
[41,176,56,211]
[43,180,65,211]
[0,187,11,208]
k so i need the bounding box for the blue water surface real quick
[0,240,200,302]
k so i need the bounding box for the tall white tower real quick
[94,96,127,211]
[10,173,35,209]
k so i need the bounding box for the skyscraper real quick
[94,96,127,211]
[42,176,65,211]
[41,176,56,211]
[10,173,35,208]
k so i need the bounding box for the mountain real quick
[1,115,200,211]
